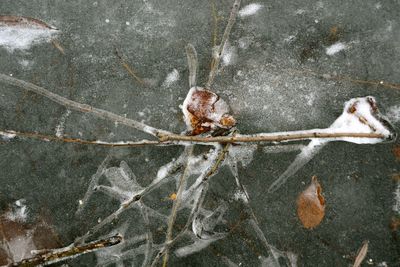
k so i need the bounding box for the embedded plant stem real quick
[138,201,154,267]
[158,131,386,143]
[152,144,230,266]
[0,74,170,137]
[12,234,122,267]
[162,145,194,267]
[210,0,220,48]
[0,129,170,147]
[206,0,241,89]
[115,48,146,86]
[186,44,198,88]
[75,150,187,244]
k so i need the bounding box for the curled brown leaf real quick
[297,176,325,229]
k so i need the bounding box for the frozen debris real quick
[268,140,324,193]
[268,96,396,193]
[227,144,257,168]
[181,87,236,135]
[286,251,298,267]
[0,207,61,265]
[238,3,263,17]
[162,68,180,87]
[192,202,228,239]
[95,161,143,203]
[174,233,225,258]
[263,144,305,154]
[55,109,71,138]
[4,199,28,222]
[233,189,248,203]
[0,16,58,52]
[326,42,346,56]
[297,176,325,229]
[76,155,112,214]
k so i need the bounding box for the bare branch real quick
[158,131,386,143]
[0,129,171,147]
[206,0,241,88]
[0,73,171,137]
[11,234,122,267]
[162,145,194,267]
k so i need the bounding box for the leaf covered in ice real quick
[181,87,236,135]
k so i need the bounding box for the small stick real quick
[10,234,122,267]
[152,144,230,266]
[114,48,146,86]
[353,240,369,267]
[0,74,170,137]
[206,0,241,89]
[158,131,386,143]
[0,129,170,147]
[162,145,194,267]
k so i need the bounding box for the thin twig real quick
[162,145,194,267]
[353,240,369,267]
[152,144,230,266]
[11,234,122,267]
[0,74,170,137]
[115,48,146,86]
[138,201,154,267]
[0,129,171,147]
[158,131,386,143]
[206,0,241,89]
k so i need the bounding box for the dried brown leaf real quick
[297,176,325,229]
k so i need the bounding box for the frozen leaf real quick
[297,176,325,229]
[181,87,236,135]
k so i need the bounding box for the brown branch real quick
[0,130,170,147]
[115,48,146,86]
[162,145,194,267]
[158,132,386,143]
[10,234,122,267]
[0,74,170,137]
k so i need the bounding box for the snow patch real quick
[326,42,347,56]
[5,199,29,222]
[0,130,16,141]
[55,109,71,138]
[162,68,180,87]
[0,27,58,52]
[222,43,237,66]
[394,182,400,214]
[239,3,263,17]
